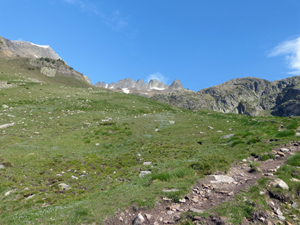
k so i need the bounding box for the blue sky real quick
[1,0,300,91]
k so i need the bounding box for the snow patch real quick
[105,84,108,88]
[151,87,165,91]
[30,43,50,49]
[122,88,130,94]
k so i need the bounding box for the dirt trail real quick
[106,141,300,225]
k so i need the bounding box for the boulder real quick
[270,178,289,190]
[132,213,145,225]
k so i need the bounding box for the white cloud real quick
[63,0,99,14]
[100,10,129,32]
[63,1,129,32]
[146,72,168,84]
[269,37,300,74]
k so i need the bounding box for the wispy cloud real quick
[269,37,300,74]
[63,0,129,32]
[146,72,169,84]
[63,0,99,14]
[100,10,129,32]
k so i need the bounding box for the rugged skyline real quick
[1,1,299,91]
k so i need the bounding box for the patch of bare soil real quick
[105,141,300,225]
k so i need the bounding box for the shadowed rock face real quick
[94,78,185,96]
[0,36,60,59]
[152,76,300,117]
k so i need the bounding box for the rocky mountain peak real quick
[170,79,184,90]
[95,78,185,96]
[0,36,60,59]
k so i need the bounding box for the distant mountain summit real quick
[0,36,60,59]
[95,78,185,96]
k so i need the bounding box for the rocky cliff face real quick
[94,78,184,96]
[0,36,60,59]
[0,35,91,87]
[152,76,300,117]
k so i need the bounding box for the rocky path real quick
[106,141,300,225]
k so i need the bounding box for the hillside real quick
[152,76,300,117]
[1,35,300,224]
[0,70,300,224]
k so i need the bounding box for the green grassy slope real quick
[0,74,299,224]
[0,57,92,88]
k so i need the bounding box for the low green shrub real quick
[275,129,295,137]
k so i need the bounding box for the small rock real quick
[71,175,79,180]
[179,198,186,203]
[280,148,289,152]
[290,178,300,182]
[169,204,180,211]
[193,216,202,221]
[264,173,274,176]
[208,126,214,129]
[132,213,145,225]
[292,201,298,208]
[277,152,285,157]
[189,207,204,214]
[162,188,179,192]
[2,105,9,109]
[221,134,235,139]
[139,171,152,178]
[143,162,152,166]
[271,178,289,190]
[258,217,265,222]
[26,194,35,200]
[192,196,199,203]
[275,208,283,216]
[210,175,235,184]
[144,213,152,220]
[0,164,5,169]
[242,159,247,162]
[58,183,71,191]
[4,191,11,197]
[277,215,285,221]
[167,211,174,215]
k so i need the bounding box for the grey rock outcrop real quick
[152,76,300,117]
[0,36,60,59]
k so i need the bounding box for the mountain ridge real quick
[0,36,60,59]
[95,78,184,96]
[152,76,300,117]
